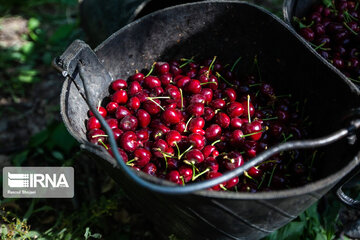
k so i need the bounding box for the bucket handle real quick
[54,40,360,196]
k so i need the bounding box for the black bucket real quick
[54,2,360,239]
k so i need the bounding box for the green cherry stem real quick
[178,145,193,160]
[262,116,278,121]
[92,134,108,138]
[211,139,221,146]
[220,185,228,191]
[126,159,136,166]
[247,95,251,123]
[200,82,218,86]
[179,88,184,110]
[208,56,217,72]
[184,116,194,133]
[344,21,358,35]
[241,127,268,138]
[267,165,277,187]
[231,56,242,72]
[98,139,108,150]
[192,168,210,181]
[215,72,235,87]
[145,62,157,77]
[174,142,181,159]
[180,56,195,68]
[146,97,165,111]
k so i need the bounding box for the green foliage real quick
[12,121,78,166]
[0,0,83,100]
[264,201,341,240]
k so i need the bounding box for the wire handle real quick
[54,40,360,195]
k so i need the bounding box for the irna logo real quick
[8,172,69,188]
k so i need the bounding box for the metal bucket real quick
[54,2,360,239]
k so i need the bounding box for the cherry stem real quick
[162,153,168,173]
[282,133,293,142]
[293,16,314,29]
[179,56,194,68]
[215,72,235,87]
[343,21,358,35]
[192,168,210,181]
[249,83,262,87]
[174,142,181,159]
[180,176,185,186]
[231,56,242,72]
[92,134,108,138]
[209,56,217,71]
[148,96,170,99]
[98,139,108,150]
[184,116,194,133]
[179,88,184,110]
[309,42,331,51]
[178,145,193,160]
[146,97,165,111]
[247,95,251,123]
[262,116,278,121]
[211,139,221,146]
[220,185,227,191]
[241,128,268,138]
[126,159,136,166]
[97,100,101,111]
[244,171,258,183]
[257,174,266,190]
[267,165,277,187]
[200,82,218,86]
[145,62,157,77]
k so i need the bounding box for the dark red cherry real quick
[136,129,149,142]
[188,117,205,132]
[179,166,193,182]
[155,62,170,75]
[144,76,161,88]
[189,94,206,104]
[152,139,168,158]
[162,108,182,125]
[187,103,204,117]
[174,121,186,133]
[129,81,142,96]
[166,130,182,147]
[230,118,245,129]
[166,85,181,100]
[176,76,191,88]
[167,170,182,184]
[143,99,161,115]
[204,107,215,121]
[188,133,206,150]
[112,128,123,141]
[227,102,244,118]
[185,149,204,164]
[142,163,157,176]
[111,79,127,91]
[300,28,315,41]
[159,73,173,86]
[136,109,151,128]
[229,129,245,145]
[224,88,237,102]
[200,88,213,104]
[106,118,118,129]
[128,96,140,111]
[215,112,230,128]
[205,124,222,141]
[242,121,263,141]
[87,129,105,144]
[134,148,151,167]
[131,72,145,82]
[119,115,138,131]
[120,131,138,152]
[186,79,201,94]
[210,98,226,110]
[115,106,131,119]
[106,102,119,114]
[226,177,239,189]
[207,172,226,191]
[202,145,217,158]
[247,166,262,178]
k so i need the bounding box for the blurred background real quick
[0,0,359,239]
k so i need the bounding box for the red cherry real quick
[107,147,128,162]
[205,124,222,141]
[210,98,226,110]
[204,107,215,121]
[188,133,206,150]
[111,79,127,91]
[142,162,157,176]
[167,170,182,184]
[143,99,161,115]
[88,106,107,118]
[215,112,230,128]
[106,102,119,114]
[155,62,170,75]
[134,148,151,167]
[115,106,131,120]
[128,96,140,111]
[112,128,123,141]
[189,94,206,104]
[144,76,161,88]
[105,118,118,129]
[230,118,244,129]
[87,129,105,144]
[224,88,237,102]
[159,73,173,86]
[226,177,239,189]
[152,139,168,158]
[136,109,151,128]
[176,76,191,88]
[227,102,244,118]
[248,166,262,178]
[166,85,181,100]
[229,129,245,145]
[241,100,255,117]
[200,88,213,104]
[188,117,205,132]
[242,121,262,141]
[131,72,145,82]
[119,115,138,131]
[207,172,226,191]
[187,103,204,117]
[175,121,186,133]
[87,116,101,130]
[120,131,138,152]
[223,151,244,170]
[128,81,142,96]
[162,108,182,125]
[165,130,182,147]
[202,145,217,158]
[112,90,128,104]
[185,149,204,164]
[179,166,193,182]
[185,79,201,94]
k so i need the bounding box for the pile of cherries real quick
[295,0,360,85]
[86,57,314,192]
